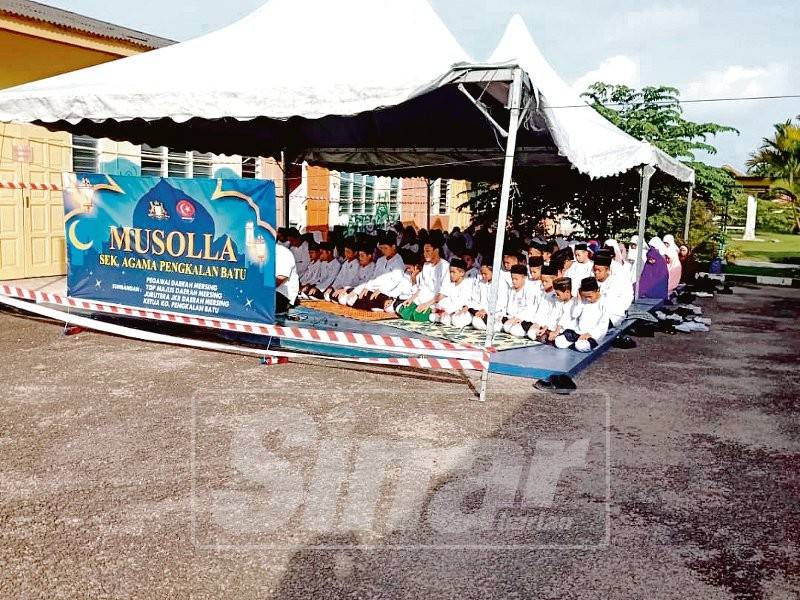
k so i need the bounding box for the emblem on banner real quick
[176,199,196,222]
[148,200,169,220]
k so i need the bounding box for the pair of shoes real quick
[533,374,577,395]
[689,316,712,325]
[675,321,710,333]
[629,323,656,337]
[718,285,734,295]
[694,291,713,298]
[654,321,677,335]
[612,335,637,349]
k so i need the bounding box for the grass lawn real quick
[730,231,800,265]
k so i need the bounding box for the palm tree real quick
[747,119,800,233]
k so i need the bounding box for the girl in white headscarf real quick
[605,238,632,281]
[627,235,649,284]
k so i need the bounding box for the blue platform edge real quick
[272,298,665,381]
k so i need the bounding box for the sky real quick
[41,0,800,171]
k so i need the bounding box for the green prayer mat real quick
[381,318,541,351]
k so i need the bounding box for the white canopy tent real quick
[0,1,695,399]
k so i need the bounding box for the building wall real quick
[399,177,430,228]
[0,15,152,90]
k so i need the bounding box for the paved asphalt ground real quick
[0,284,798,599]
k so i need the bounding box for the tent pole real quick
[479,68,524,402]
[426,178,431,229]
[281,150,290,229]
[683,185,694,243]
[634,165,656,301]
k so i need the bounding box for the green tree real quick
[746,118,800,233]
[459,84,738,254]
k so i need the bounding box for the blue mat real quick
[270,298,664,380]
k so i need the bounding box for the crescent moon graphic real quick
[68,221,94,251]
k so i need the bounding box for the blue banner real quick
[62,174,277,324]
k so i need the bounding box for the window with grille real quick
[389,178,399,214]
[72,135,98,173]
[438,179,449,214]
[192,152,213,178]
[167,150,188,178]
[141,144,165,177]
[352,173,365,214]
[339,172,352,215]
[365,175,376,215]
[242,157,257,179]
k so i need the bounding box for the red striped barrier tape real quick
[0,181,62,191]
[0,284,492,366]
[0,292,489,371]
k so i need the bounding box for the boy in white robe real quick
[524,263,560,341]
[461,249,480,279]
[541,277,581,344]
[385,255,424,314]
[346,234,405,310]
[323,238,359,301]
[430,258,476,327]
[336,244,376,304]
[305,242,342,299]
[470,263,509,332]
[502,264,541,337]
[592,253,633,327]
[397,236,450,321]
[555,277,609,352]
[298,241,321,295]
[566,242,594,295]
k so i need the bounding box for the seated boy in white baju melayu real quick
[555,276,609,352]
[343,234,405,310]
[298,241,321,297]
[429,258,477,327]
[502,264,542,337]
[322,238,359,301]
[592,252,634,327]
[384,254,424,314]
[566,242,594,295]
[304,242,342,299]
[539,277,581,344]
[334,244,376,304]
[470,262,509,332]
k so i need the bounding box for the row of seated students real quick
[282,226,635,353]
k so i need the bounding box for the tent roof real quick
[0,2,693,184]
[0,0,472,123]
[487,14,694,184]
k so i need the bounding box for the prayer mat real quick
[299,300,397,322]
[381,319,541,351]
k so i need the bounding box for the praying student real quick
[528,241,544,259]
[638,239,670,300]
[555,277,609,352]
[528,254,544,289]
[538,276,581,344]
[501,264,541,337]
[304,242,342,299]
[386,254,425,314]
[523,263,560,341]
[275,243,299,314]
[336,243,378,305]
[430,258,477,327]
[347,233,406,310]
[566,242,594,293]
[286,227,311,277]
[298,241,321,295]
[592,252,633,327]
[500,250,521,286]
[324,238,360,301]
[461,249,480,279]
[397,233,450,321]
[470,262,509,331]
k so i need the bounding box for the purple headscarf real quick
[638,246,669,300]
